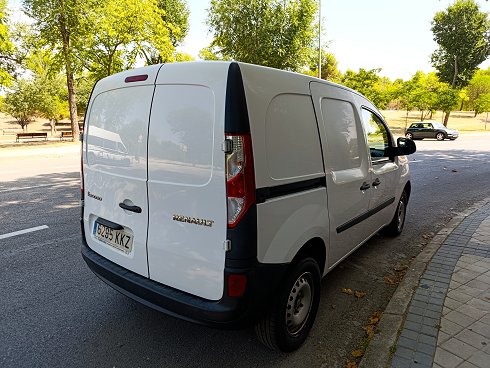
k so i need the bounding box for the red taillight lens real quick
[227,274,247,297]
[225,134,255,228]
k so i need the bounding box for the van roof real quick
[91,61,372,107]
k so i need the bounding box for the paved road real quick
[1,135,489,368]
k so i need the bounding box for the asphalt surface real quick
[1,135,489,368]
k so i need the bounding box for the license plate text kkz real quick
[96,224,131,251]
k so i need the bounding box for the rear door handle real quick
[119,203,142,213]
[360,182,371,191]
[372,178,381,187]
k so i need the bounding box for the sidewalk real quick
[360,199,490,368]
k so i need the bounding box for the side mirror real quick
[386,137,416,156]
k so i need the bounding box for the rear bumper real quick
[81,242,288,328]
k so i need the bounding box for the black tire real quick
[255,258,321,352]
[405,132,413,140]
[436,132,445,141]
[383,191,408,237]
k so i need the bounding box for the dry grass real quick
[1,109,489,143]
[381,110,490,135]
[0,112,73,143]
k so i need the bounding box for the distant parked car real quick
[405,121,459,141]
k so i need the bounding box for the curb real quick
[359,198,490,368]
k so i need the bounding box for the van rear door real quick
[83,66,161,277]
[146,63,229,301]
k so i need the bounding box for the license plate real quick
[93,221,133,254]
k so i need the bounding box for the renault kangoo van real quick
[81,61,416,352]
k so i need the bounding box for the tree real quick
[404,71,440,120]
[341,68,393,109]
[473,92,490,116]
[139,0,190,64]
[431,0,490,125]
[82,0,174,80]
[434,83,459,122]
[305,50,341,82]
[198,45,231,61]
[0,0,15,87]
[467,68,490,114]
[206,0,318,71]
[3,79,39,131]
[23,0,96,142]
[157,0,189,48]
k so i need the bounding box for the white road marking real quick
[0,225,49,240]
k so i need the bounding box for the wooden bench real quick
[16,132,48,142]
[60,131,73,140]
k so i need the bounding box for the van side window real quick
[320,98,361,171]
[265,94,323,179]
[361,109,390,163]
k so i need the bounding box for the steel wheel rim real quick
[397,200,406,232]
[285,272,313,336]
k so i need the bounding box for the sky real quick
[8,0,490,81]
[179,0,490,80]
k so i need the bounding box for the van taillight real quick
[225,134,255,228]
[125,74,148,83]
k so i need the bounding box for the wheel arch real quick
[403,181,411,201]
[290,237,327,276]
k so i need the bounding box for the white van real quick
[81,61,416,352]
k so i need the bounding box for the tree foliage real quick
[82,0,173,80]
[473,92,490,115]
[0,0,15,87]
[341,68,394,109]
[305,50,341,82]
[467,67,490,111]
[158,0,189,47]
[431,0,490,88]
[3,79,39,130]
[206,0,318,71]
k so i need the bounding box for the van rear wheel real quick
[255,258,321,352]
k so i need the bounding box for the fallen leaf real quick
[393,264,408,272]
[384,276,396,285]
[341,288,353,295]
[345,361,357,368]
[363,324,375,338]
[369,312,382,325]
[355,291,366,299]
[351,349,364,358]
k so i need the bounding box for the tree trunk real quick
[443,111,450,126]
[429,110,433,119]
[60,19,80,142]
[452,56,458,88]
